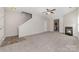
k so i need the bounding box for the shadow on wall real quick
[21,11,32,24]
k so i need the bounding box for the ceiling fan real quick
[42,9,56,15]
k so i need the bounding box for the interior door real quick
[54,19,59,32]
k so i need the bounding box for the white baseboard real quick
[19,31,48,38]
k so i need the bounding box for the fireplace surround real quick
[65,27,73,36]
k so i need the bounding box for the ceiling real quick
[5,7,77,18]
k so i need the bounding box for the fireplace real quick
[65,27,73,36]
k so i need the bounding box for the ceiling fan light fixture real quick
[42,8,56,15]
[47,12,50,14]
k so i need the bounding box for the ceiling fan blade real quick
[51,12,55,14]
[51,9,56,11]
[42,12,48,15]
[46,9,51,12]
[51,11,54,13]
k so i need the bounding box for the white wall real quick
[59,16,64,33]
[48,15,54,31]
[63,9,78,36]
[5,10,32,37]
[19,14,47,37]
[77,8,79,38]
[46,14,64,33]
[0,8,5,45]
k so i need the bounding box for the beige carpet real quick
[0,32,79,52]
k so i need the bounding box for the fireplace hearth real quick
[65,27,73,36]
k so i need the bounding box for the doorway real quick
[54,19,59,32]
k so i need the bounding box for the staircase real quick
[0,11,32,46]
[19,14,46,38]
